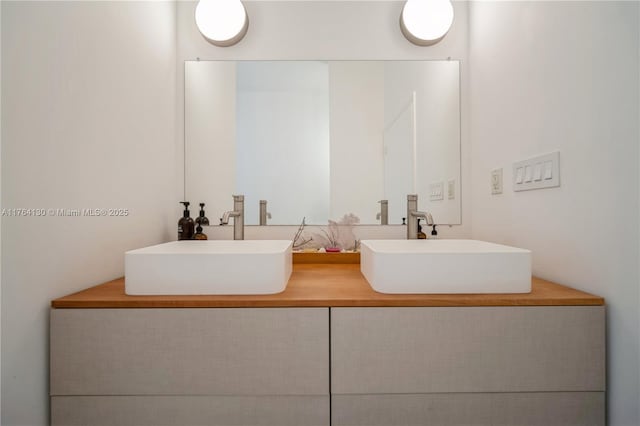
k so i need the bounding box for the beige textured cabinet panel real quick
[51,308,328,396]
[331,306,605,394]
[52,395,329,426]
[332,393,604,426]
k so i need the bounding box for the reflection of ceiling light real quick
[400,0,454,46]
[195,0,249,47]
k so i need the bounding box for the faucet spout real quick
[410,210,433,226]
[220,210,240,225]
[219,195,245,240]
[259,200,272,226]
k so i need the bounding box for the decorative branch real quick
[292,217,312,250]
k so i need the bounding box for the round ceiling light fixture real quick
[400,0,454,46]
[195,0,249,47]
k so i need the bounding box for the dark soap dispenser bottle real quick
[195,203,210,226]
[178,201,195,240]
[417,218,427,239]
[194,223,207,240]
[194,203,209,240]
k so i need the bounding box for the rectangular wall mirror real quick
[185,60,461,226]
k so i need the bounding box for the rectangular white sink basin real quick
[125,240,292,295]
[361,239,531,294]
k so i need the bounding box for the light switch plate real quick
[513,151,560,192]
[448,179,455,200]
[491,168,503,195]
[430,182,444,201]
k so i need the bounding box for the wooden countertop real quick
[52,264,604,308]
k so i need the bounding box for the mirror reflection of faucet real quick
[407,194,434,240]
[220,195,245,240]
[376,200,389,225]
[259,200,272,226]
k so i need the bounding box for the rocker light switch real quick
[543,161,553,180]
[533,163,542,181]
[524,166,533,183]
[491,168,503,195]
[513,152,560,192]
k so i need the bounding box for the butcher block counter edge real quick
[51,264,604,308]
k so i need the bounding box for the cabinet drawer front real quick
[52,395,329,426]
[331,307,604,393]
[51,308,328,396]
[332,393,604,426]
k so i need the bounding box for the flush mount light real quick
[195,0,249,47]
[400,0,454,46]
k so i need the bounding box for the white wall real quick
[469,2,640,425]
[1,2,177,425]
[177,0,472,238]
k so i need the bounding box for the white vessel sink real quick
[125,240,292,295]
[360,239,531,294]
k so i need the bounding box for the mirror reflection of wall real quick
[384,93,416,225]
[185,60,460,226]
[384,61,461,225]
[236,62,330,225]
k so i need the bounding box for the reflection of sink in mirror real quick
[125,240,292,295]
[185,60,460,225]
[360,239,531,294]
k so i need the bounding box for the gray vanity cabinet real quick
[50,308,330,426]
[330,306,606,426]
[51,305,605,426]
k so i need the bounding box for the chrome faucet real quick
[376,199,389,225]
[407,194,433,239]
[259,200,272,226]
[220,195,245,240]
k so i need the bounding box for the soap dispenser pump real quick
[195,203,210,226]
[431,224,438,239]
[178,201,195,240]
